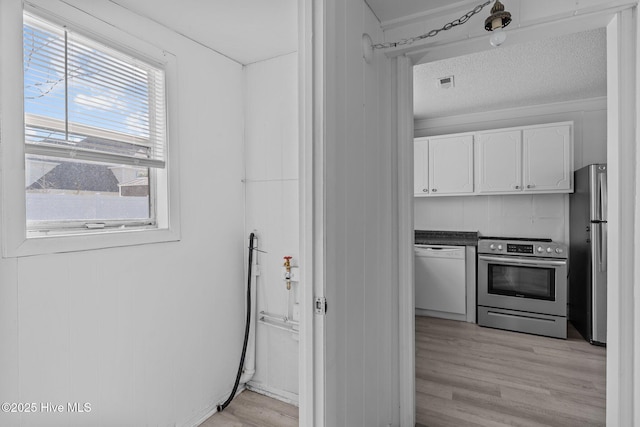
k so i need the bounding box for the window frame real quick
[0,0,181,257]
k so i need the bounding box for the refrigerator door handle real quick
[593,223,607,273]
[601,222,607,272]
[599,171,608,221]
[593,224,601,272]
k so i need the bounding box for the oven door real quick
[478,254,567,316]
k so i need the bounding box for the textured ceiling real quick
[110,0,297,65]
[413,28,607,120]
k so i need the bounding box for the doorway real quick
[396,7,638,426]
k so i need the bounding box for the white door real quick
[476,130,522,193]
[523,124,572,192]
[428,134,474,195]
[413,138,429,195]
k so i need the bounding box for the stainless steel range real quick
[477,237,568,339]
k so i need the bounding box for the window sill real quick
[4,226,180,258]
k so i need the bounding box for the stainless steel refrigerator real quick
[569,164,607,345]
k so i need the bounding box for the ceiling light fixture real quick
[485,0,512,47]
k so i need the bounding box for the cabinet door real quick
[428,134,474,195]
[413,138,429,196]
[476,130,522,193]
[523,124,572,192]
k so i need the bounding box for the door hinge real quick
[314,297,327,315]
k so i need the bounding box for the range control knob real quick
[555,248,564,254]
[546,247,553,253]
[497,244,503,250]
[489,244,496,250]
[537,246,544,253]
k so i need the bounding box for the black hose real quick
[217,232,256,413]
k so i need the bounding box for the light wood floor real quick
[199,390,298,427]
[200,317,605,427]
[415,316,606,427]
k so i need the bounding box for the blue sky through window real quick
[23,17,152,142]
[23,23,65,121]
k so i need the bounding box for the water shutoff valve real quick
[282,256,299,290]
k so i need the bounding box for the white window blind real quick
[23,12,166,169]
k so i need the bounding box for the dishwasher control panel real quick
[415,245,465,259]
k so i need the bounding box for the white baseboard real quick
[181,384,246,427]
[415,308,468,323]
[246,381,299,407]
[180,381,299,426]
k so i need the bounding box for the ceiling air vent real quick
[437,75,454,89]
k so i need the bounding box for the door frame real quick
[605,8,638,425]
[394,6,639,426]
[395,54,416,427]
[298,0,325,425]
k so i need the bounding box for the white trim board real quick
[377,0,484,31]
[181,384,247,427]
[299,0,326,425]
[396,54,416,427]
[634,4,640,425]
[605,8,638,426]
[414,97,607,132]
[246,382,300,406]
[298,0,319,425]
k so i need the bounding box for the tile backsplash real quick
[414,193,568,243]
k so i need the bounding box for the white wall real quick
[322,1,399,425]
[414,98,607,244]
[243,52,300,402]
[0,1,246,426]
[415,193,569,242]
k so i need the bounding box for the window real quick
[23,12,167,235]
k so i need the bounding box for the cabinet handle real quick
[527,184,535,189]
[431,189,437,192]
[514,185,520,189]
[422,188,428,193]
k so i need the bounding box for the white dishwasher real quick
[415,245,466,319]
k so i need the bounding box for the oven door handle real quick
[478,255,567,268]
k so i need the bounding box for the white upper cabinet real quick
[523,124,572,192]
[413,122,573,197]
[428,134,474,195]
[476,130,522,193]
[414,138,429,196]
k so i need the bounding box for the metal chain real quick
[372,0,492,49]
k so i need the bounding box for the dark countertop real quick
[415,230,478,246]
